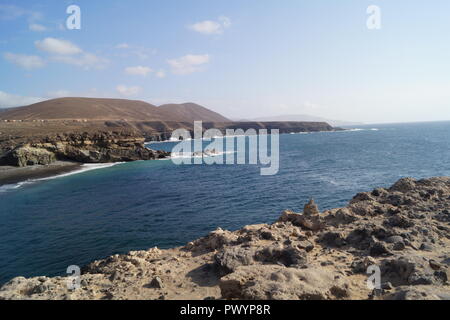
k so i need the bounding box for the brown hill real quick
[0,98,231,122]
[159,103,230,122]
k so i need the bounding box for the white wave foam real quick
[341,128,379,132]
[0,162,124,193]
[0,181,29,193]
[37,163,123,182]
[169,151,236,160]
[147,135,251,146]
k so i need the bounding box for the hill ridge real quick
[0,97,231,122]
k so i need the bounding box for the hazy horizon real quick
[1,1,450,124]
[3,95,450,125]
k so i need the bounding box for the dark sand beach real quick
[0,161,82,186]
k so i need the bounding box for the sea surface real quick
[1,121,450,285]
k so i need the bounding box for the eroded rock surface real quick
[0,177,449,300]
[0,131,169,167]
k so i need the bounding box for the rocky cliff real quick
[0,177,449,300]
[0,131,169,167]
[0,120,340,167]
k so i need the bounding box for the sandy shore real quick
[0,161,82,186]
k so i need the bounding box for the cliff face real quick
[0,177,448,300]
[104,120,340,142]
[0,120,340,166]
[0,131,170,167]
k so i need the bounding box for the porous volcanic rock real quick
[0,177,449,300]
[0,131,170,167]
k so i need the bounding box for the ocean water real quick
[1,121,450,285]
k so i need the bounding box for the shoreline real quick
[0,176,448,300]
[145,128,357,144]
[0,128,368,188]
[0,161,83,187]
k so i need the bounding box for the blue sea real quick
[1,121,450,285]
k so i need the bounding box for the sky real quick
[1,0,450,124]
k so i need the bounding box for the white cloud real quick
[35,38,82,55]
[156,70,166,78]
[4,52,45,70]
[167,54,210,75]
[189,16,231,35]
[34,38,108,70]
[134,51,150,60]
[116,85,142,97]
[116,43,130,49]
[29,23,47,32]
[0,5,43,27]
[52,53,108,70]
[125,66,153,76]
[114,43,156,60]
[190,21,221,35]
[0,4,25,20]
[0,91,44,108]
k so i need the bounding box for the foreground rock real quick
[0,177,449,300]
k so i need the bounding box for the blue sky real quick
[1,0,450,123]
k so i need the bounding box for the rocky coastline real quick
[0,130,170,185]
[0,131,170,167]
[0,177,449,300]
[0,120,342,185]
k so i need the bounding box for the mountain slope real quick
[0,98,231,122]
[158,103,230,122]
